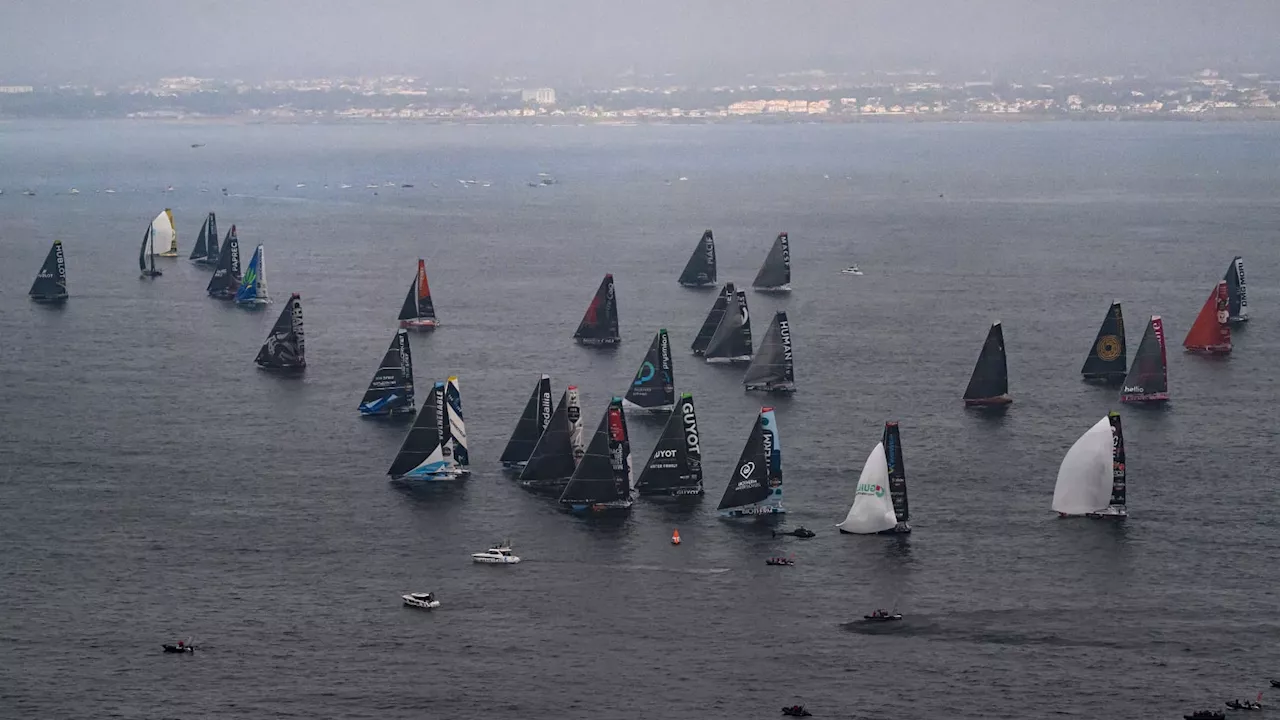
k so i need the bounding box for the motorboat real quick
[772,526,816,539]
[161,639,195,653]
[402,592,440,609]
[1226,699,1263,711]
[471,541,521,565]
[864,609,903,621]
[781,706,812,717]
[1184,711,1225,720]
[766,557,795,566]
[840,265,863,276]
[671,529,681,545]
[1271,680,1280,689]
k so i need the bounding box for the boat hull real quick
[637,486,704,498]
[1082,373,1127,384]
[964,395,1012,407]
[1183,344,1231,355]
[400,319,438,331]
[678,281,717,288]
[621,399,674,413]
[29,294,68,304]
[1120,392,1169,404]
[878,522,912,535]
[753,285,791,293]
[359,405,416,418]
[235,299,271,309]
[140,271,163,278]
[520,478,570,495]
[471,555,521,564]
[719,504,785,518]
[575,337,620,347]
[705,356,751,364]
[744,382,796,393]
[156,251,179,258]
[565,501,633,515]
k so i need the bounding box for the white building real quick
[0,85,34,94]
[521,88,556,105]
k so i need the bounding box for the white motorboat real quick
[840,265,863,275]
[402,592,440,609]
[471,541,521,565]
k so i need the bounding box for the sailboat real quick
[1183,280,1232,354]
[1120,316,1170,403]
[139,226,162,278]
[254,293,305,371]
[29,240,68,303]
[752,232,791,292]
[963,321,1011,406]
[836,442,897,534]
[387,382,463,481]
[574,273,621,346]
[358,329,415,417]
[519,386,585,493]
[558,397,634,514]
[234,244,271,307]
[150,209,178,257]
[635,393,704,497]
[743,311,796,392]
[704,291,753,364]
[1052,412,1127,519]
[398,259,438,330]
[206,225,241,298]
[624,329,676,411]
[691,283,733,356]
[717,408,785,517]
[678,229,717,287]
[1082,302,1127,383]
[1223,256,1248,323]
[189,212,219,265]
[444,376,470,474]
[500,375,554,470]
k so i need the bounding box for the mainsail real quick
[678,229,717,287]
[444,376,470,472]
[519,386,583,491]
[235,244,271,306]
[574,273,621,346]
[189,213,216,263]
[387,382,460,480]
[1224,256,1249,323]
[717,408,784,516]
[963,322,1010,406]
[705,291,752,363]
[501,375,554,468]
[151,209,178,257]
[398,259,438,329]
[691,283,733,355]
[254,293,305,370]
[29,240,68,302]
[882,422,911,533]
[1081,302,1127,383]
[139,226,161,277]
[558,397,633,512]
[752,232,791,292]
[743,311,796,392]
[358,329,415,416]
[1120,316,1169,403]
[836,442,898,534]
[625,329,675,411]
[635,392,704,496]
[1052,412,1127,518]
[206,225,241,298]
[1183,280,1232,354]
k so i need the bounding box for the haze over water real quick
[1,120,1279,719]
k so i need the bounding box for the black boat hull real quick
[30,295,68,304]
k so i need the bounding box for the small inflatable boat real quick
[1225,699,1262,711]
[863,609,903,622]
[1184,711,1225,720]
[402,592,440,609]
[766,557,795,566]
[162,641,194,653]
[781,706,812,717]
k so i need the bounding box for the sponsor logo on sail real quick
[1096,335,1122,362]
[659,331,671,373]
[397,334,412,386]
[681,401,700,456]
[779,233,790,268]
[856,483,886,497]
[738,461,755,479]
[778,318,792,363]
[539,390,553,430]
[635,361,655,385]
[1121,385,1145,394]
[653,449,677,459]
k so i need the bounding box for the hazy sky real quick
[4,1,1280,84]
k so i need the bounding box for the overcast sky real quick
[4,1,1280,84]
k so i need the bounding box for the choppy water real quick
[1,120,1279,719]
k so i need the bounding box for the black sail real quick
[519,389,578,486]
[636,393,704,496]
[29,240,68,301]
[752,232,791,290]
[255,293,305,370]
[138,227,155,275]
[397,278,418,321]
[625,329,675,409]
[705,290,752,362]
[1081,302,1127,383]
[1108,411,1126,508]
[358,329,415,416]
[963,322,1009,402]
[678,229,717,287]
[189,213,216,262]
[1120,316,1169,402]
[717,412,771,510]
[559,398,631,505]
[387,384,446,480]
[501,375,554,465]
[691,283,733,355]
[573,273,620,345]
[1224,256,1249,322]
[883,422,909,523]
[205,214,220,261]
[207,225,241,298]
[743,311,796,391]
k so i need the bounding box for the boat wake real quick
[610,564,732,575]
[841,614,1135,649]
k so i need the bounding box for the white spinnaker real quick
[1051,416,1113,515]
[150,210,176,255]
[837,442,898,534]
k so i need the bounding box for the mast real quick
[1120,316,1169,403]
[1224,256,1249,323]
[624,329,676,411]
[254,293,305,370]
[501,375,554,467]
[558,398,633,511]
[1081,302,1127,383]
[881,422,910,533]
[836,442,897,534]
[29,240,68,302]
[445,376,469,471]
[752,232,791,292]
[358,329,416,416]
[678,229,717,287]
[387,382,458,480]
[717,408,784,516]
[635,393,704,496]
[206,225,241,298]
[743,311,796,392]
[963,321,1010,406]
[1182,280,1232,354]
[704,291,752,363]
[574,273,621,346]
[691,283,733,355]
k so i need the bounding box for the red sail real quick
[1182,280,1231,354]
[416,259,431,301]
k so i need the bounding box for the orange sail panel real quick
[1182,280,1231,354]
[417,259,431,301]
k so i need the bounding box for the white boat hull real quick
[471,554,521,564]
[402,595,440,609]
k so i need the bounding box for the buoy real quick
[671,529,681,545]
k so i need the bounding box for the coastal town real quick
[2,68,1278,122]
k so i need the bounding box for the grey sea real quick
[1,120,1278,720]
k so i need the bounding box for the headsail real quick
[836,442,898,534]
[691,283,733,355]
[717,408,784,516]
[678,229,717,287]
[501,375,554,468]
[574,273,620,346]
[189,213,212,262]
[254,293,305,370]
[963,322,1010,405]
[743,311,796,392]
[882,422,910,532]
[235,244,271,306]
[1182,280,1231,354]
[1106,411,1126,514]
[1224,256,1248,323]
[625,329,675,410]
[29,240,68,302]
[705,291,753,363]
[139,226,161,277]
[1081,302,1127,383]
[519,386,582,491]
[398,259,438,329]
[558,398,633,511]
[358,329,415,416]
[1051,417,1113,516]
[444,376,470,471]
[206,225,241,298]
[635,393,704,496]
[752,232,791,292]
[151,209,178,257]
[387,382,459,480]
[1120,316,1169,403]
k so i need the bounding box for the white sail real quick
[836,442,898,534]
[150,209,177,255]
[1051,417,1113,515]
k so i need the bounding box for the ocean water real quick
[1,120,1278,719]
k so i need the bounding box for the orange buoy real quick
[671,529,681,545]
